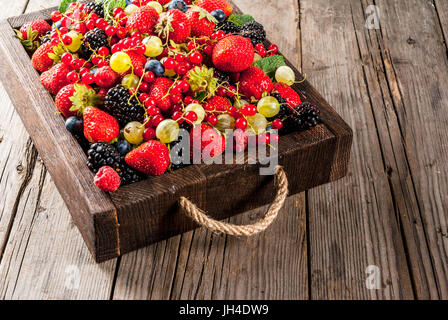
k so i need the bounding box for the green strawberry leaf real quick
[59,0,78,13]
[254,55,286,80]
[228,14,255,27]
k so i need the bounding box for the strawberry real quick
[125,140,170,176]
[40,63,71,95]
[94,66,119,89]
[149,77,174,112]
[15,19,51,50]
[83,106,120,143]
[239,66,273,100]
[190,123,226,161]
[56,83,102,118]
[186,6,217,37]
[204,96,231,113]
[212,35,254,73]
[126,5,159,34]
[120,51,147,77]
[197,0,233,17]
[273,83,302,108]
[31,42,55,72]
[94,166,121,192]
[156,9,191,44]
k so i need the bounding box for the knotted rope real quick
[179,166,289,236]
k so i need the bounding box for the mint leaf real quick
[254,55,286,79]
[59,0,78,13]
[228,14,255,27]
[104,0,126,12]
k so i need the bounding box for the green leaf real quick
[195,91,208,102]
[228,14,255,27]
[254,55,286,79]
[59,0,78,13]
[104,0,126,12]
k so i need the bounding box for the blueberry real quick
[65,116,83,135]
[125,0,133,5]
[117,140,131,156]
[168,0,188,13]
[145,60,165,77]
[211,9,226,23]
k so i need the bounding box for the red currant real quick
[98,47,109,57]
[272,119,283,130]
[163,57,176,69]
[216,87,227,97]
[258,47,267,57]
[74,23,86,34]
[184,111,198,124]
[175,54,185,62]
[105,25,117,36]
[184,96,194,105]
[152,114,164,127]
[203,45,213,56]
[268,44,279,54]
[67,71,79,83]
[85,20,95,30]
[61,52,73,65]
[145,97,157,110]
[116,27,127,38]
[113,7,124,16]
[187,41,196,51]
[241,104,257,116]
[235,117,248,130]
[189,52,203,64]
[96,18,108,30]
[139,82,150,92]
[143,128,156,141]
[172,111,183,121]
[170,94,182,103]
[177,80,190,93]
[51,11,62,22]
[211,30,225,40]
[62,35,72,45]
[143,72,155,83]
[81,72,94,85]
[206,114,218,126]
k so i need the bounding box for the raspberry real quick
[94,166,121,192]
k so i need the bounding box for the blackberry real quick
[216,21,241,34]
[281,103,321,133]
[214,69,230,84]
[104,85,146,127]
[240,21,266,45]
[85,1,104,18]
[87,142,122,173]
[86,142,144,186]
[80,28,109,59]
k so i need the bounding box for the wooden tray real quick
[0,2,352,262]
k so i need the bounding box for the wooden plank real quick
[350,0,440,300]
[1,9,120,261]
[302,0,413,299]
[0,0,117,299]
[373,0,448,299]
[112,0,309,300]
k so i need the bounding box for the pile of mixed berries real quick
[17,0,321,192]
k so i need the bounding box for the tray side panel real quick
[0,19,120,262]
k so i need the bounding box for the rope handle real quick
[179,166,289,236]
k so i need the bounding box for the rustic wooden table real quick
[0,0,447,300]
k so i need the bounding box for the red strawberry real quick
[273,83,302,108]
[40,63,71,95]
[56,83,102,118]
[149,77,174,112]
[94,66,119,88]
[126,5,159,34]
[16,19,51,50]
[156,9,191,44]
[197,0,233,17]
[186,6,217,37]
[31,42,55,72]
[125,141,170,176]
[190,123,226,161]
[212,35,254,73]
[83,106,120,143]
[204,96,231,112]
[120,51,147,77]
[239,66,273,100]
[94,166,121,192]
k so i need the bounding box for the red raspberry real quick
[94,166,121,192]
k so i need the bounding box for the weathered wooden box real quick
[0,3,352,262]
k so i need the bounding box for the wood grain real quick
[302,0,413,299]
[112,0,309,300]
[0,0,117,300]
[373,0,448,298]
